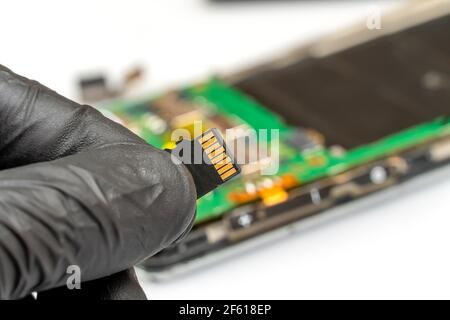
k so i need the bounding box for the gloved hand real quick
[0,65,197,300]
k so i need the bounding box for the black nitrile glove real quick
[0,65,197,300]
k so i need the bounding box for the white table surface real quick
[3,0,450,299]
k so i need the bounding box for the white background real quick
[2,0,450,299]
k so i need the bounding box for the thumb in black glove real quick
[0,65,197,299]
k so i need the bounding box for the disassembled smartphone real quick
[94,1,450,277]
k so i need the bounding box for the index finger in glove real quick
[0,66,197,299]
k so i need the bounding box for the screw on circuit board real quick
[370,166,388,185]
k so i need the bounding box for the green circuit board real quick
[101,78,450,223]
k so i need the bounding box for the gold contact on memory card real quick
[199,131,214,143]
[214,157,231,170]
[202,137,217,149]
[205,143,221,154]
[211,146,225,158]
[198,129,239,181]
[220,167,237,180]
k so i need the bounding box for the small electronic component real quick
[78,66,145,103]
[169,128,241,198]
[79,76,111,102]
[152,92,200,128]
[286,128,322,151]
[229,174,298,205]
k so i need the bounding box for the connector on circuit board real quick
[168,128,241,198]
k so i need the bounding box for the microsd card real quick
[168,129,241,198]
